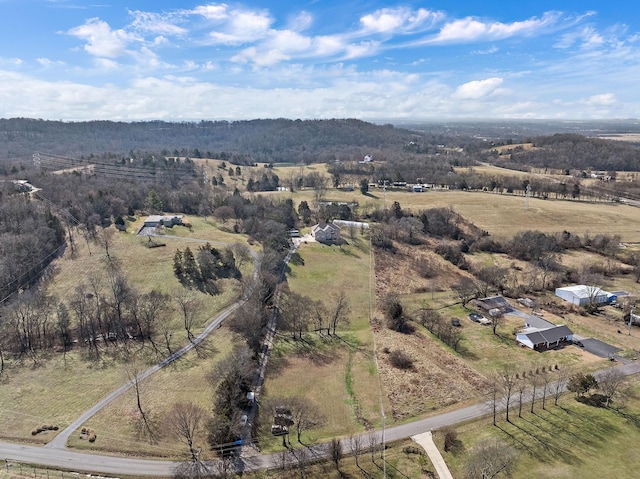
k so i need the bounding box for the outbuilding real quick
[555,285,609,307]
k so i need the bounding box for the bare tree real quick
[599,367,628,408]
[500,367,518,423]
[292,398,324,445]
[349,434,364,469]
[541,369,552,410]
[453,277,477,308]
[165,401,207,463]
[96,227,117,262]
[491,311,505,336]
[465,439,519,479]
[329,291,351,336]
[278,290,313,340]
[551,367,569,406]
[175,290,203,342]
[516,375,527,418]
[530,372,539,414]
[329,438,343,473]
[126,362,158,443]
[487,374,501,426]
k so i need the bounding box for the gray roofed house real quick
[516,325,573,351]
[311,222,341,243]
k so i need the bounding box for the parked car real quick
[240,415,248,427]
[451,318,462,327]
[469,312,492,325]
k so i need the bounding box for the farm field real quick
[254,183,640,243]
[0,218,254,448]
[66,331,235,459]
[260,235,389,450]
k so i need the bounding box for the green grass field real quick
[260,235,390,450]
[440,382,640,478]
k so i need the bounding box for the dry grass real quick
[66,331,235,459]
[0,352,124,444]
[382,190,640,242]
[0,218,254,449]
[260,234,389,450]
[254,185,640,243]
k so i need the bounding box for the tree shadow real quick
[340,248,360,258]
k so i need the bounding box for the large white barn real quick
[555,285,610,307]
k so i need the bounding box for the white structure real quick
[311,222,341,243]
[555,285,609,307]
[332,220,369,230]
[516,325,573,351]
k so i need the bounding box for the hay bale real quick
[31,429,39,436]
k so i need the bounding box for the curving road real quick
[2,361,639,475]
[44,245,260,450]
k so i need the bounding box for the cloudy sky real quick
[1,0,639,121]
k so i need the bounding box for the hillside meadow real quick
[260,234,391,451]
[0,217,255,447]
[440,381,640,479]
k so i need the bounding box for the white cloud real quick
[424,11,561,44]
[582,93,616,105]
[191,4,228,21]
[36,58,65,67]
[289,11,313,31]
[128,10,187,36]
[556,26,604,49]
[206,9,273,45]
[67,18,138,58]
[359,7,442,34]
[472,46,498,55]
[452,78,503,100]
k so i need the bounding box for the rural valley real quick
[1,118,640,479]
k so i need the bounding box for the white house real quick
[516,325,573,351]
[311,222,341,243]
[555,285,609,307]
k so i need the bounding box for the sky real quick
[0,0,639,122]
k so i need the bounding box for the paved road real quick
[45,248,260,450]
[3,361,638,476]
[412,431,453,479]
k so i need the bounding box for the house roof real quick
[312,222,340,233]
[476,296,512,311]
[522,325,573,345]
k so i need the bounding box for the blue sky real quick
[1,0,639,121]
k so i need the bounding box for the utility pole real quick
[383,180,388,210]
[381,411,387,479]
[525,183,531,210]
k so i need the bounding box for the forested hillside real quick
[0,118,421,163]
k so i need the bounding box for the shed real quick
[555,285,609,307]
